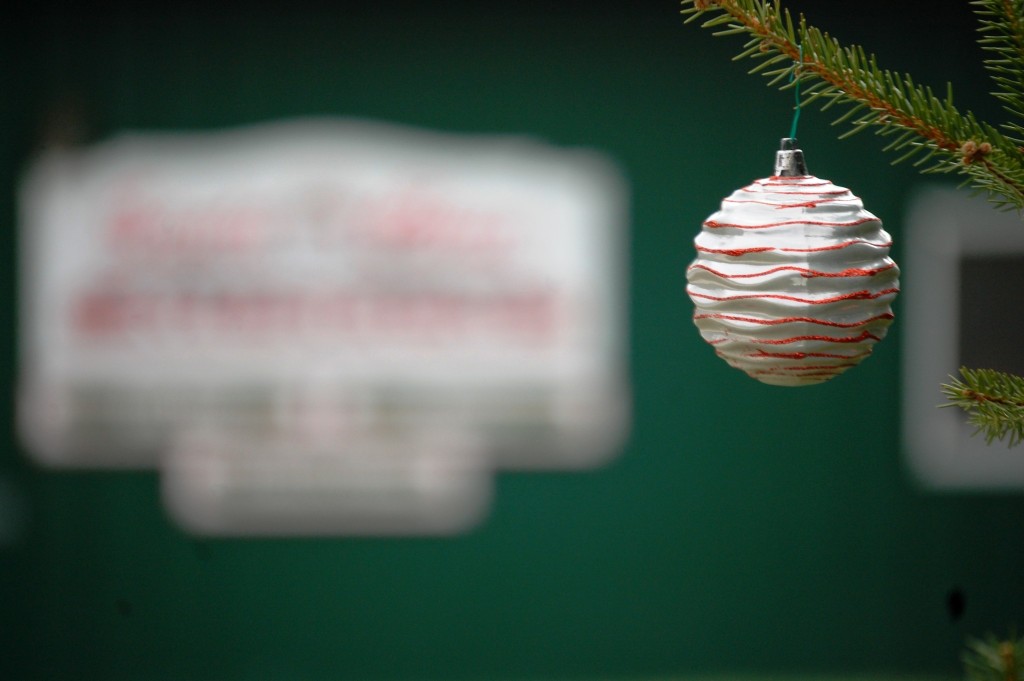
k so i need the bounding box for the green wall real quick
[2,2,1022,680]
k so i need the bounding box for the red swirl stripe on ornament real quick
[687,287,900,305]
[742,349,872,360]
[761,178,828,185]
[773,239,892,253]
[716,348,866,362]
[722,197,851,209]
[695,239,892,256]
[703,217,879,230]
[750,370,844,378]
[695,246,775,257]
[740,186,849,196]
[694,312,894,327]
[740,330,883,345]
[688,262,897,279]
[747,362,859,372]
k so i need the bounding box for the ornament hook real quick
[775,46,808,177]
[789,44,804,140]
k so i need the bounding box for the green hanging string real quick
[789,44,803,139]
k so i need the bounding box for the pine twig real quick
[680,0,1024,212]
[942,368,1024,447]
[974,0,1024,141]
[963,632,1024,681]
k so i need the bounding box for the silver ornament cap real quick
[774,137,808,177]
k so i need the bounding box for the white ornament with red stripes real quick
[685,139,899,386]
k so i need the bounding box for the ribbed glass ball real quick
[686,166,899,386]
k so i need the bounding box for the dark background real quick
[2,2,1022,680]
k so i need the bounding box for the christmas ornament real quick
[686,138,899,386]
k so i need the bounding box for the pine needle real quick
[941,368,1024,447]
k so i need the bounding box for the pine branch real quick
[974,0,1024,142]
[942,368,1024,447]
[680,0,1024,211]
[963,632,1024,681]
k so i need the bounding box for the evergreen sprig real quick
[942,368,1024,447]
[680,0,1024,211]
[975,0,1024,142]
[963,632,1024,681]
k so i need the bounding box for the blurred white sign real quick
[18,118,630,534]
